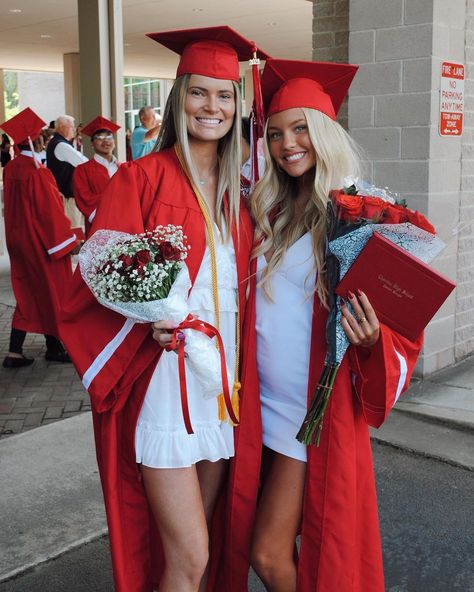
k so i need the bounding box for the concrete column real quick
[63,53,81,125]
[0,70,6,125]
[457,0,474,359]
[77,0,125,160]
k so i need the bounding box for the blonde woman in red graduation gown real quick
[59,27,268,592]
[225,59,424,592]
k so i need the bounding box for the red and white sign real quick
[439,61,464,137]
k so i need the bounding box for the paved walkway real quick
[0,273,89,439]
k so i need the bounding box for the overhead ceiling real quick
[0,0,313,78]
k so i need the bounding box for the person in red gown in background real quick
[59,27,269,592]
[225,60,424,592]
[73,116,121,237]
[0,108,81,368]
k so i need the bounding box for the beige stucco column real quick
[77,0,125,160]
[63,53,81,125]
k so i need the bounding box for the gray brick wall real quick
[312,0,350,126]
[311,0,474,373]
[458,0,474,359]
[346,0,473,375]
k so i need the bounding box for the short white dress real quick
[135,235,237,469]
[256,233,316,462]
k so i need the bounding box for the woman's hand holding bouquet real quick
[79,225,237,433]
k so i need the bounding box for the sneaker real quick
[45,351,72,363]
[2,355,34,368]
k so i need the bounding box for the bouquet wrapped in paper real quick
[79,226,237,433]
[296,181,445,446]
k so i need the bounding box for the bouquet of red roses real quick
[296,181,444,446]
[80,226,237,433]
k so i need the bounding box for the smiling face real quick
[92,130,115,159]
[267,108,316,178]
[184,74,236,144]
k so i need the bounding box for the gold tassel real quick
[231,381,241,425]
[217,393,226,421]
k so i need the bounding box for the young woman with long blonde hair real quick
[60,27,268,592]
[226,59,424,592]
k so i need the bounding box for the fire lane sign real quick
[439,61,464,137]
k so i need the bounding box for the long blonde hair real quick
[155,74,242,232]
[251,108,361,308]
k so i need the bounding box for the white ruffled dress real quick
[135,237,237,469]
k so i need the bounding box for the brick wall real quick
[457,0,474,359]
[312,0,350,126]
[311,0,474,373]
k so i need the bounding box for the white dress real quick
[256,233,316,462]
[135,235,237,468]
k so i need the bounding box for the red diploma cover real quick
[335,232,456,341]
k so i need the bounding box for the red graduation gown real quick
[225,257,423,592]
[4,155,79,337]
[59,147,254,592]
[73,158,113,237]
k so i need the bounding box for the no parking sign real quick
[439,61,464,137]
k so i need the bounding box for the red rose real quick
[333,191,363,222]
[118,254,133,268]
[361,196,389,221]
[134,249,151,267]
[161,241,182,261]
[383,204,409,224]
[406,210,436,234]
[154,249,165,264]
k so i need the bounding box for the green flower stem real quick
[296,363,340,446]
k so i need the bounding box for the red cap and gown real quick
[73,116,121,237]
[59,27,268,592]
[0,108,80,338]
[227,59,424,592]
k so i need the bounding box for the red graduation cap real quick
[0,107,46,144]
[261,58,359,120]
[81,116,121,138]
[146,25,270,81]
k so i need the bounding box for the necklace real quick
[197,162,218,185]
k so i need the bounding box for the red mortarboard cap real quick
[81,116,121,137]
[261,59,359,120]
[147,25,270,81]
[0,107,46,144]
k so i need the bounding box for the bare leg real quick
[142,459,227,592]
[196,459,227,592]
[250,451,306,592]
[142,465,208,592]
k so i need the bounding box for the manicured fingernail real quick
[348,291,355,299]
[177,332,185,340]
[340,300,346,308]
[356,288,363,297]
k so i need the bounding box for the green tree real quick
[3,71,19,120]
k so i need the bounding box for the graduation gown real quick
[4,155,79,337]
[225,257,423,592]
[73,158,113,237]
[59,147,254,592]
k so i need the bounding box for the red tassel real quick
[249,44,265,190]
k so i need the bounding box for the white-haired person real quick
[59,26,268,592]
[46,114,88,228]
[225,59,424,592]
